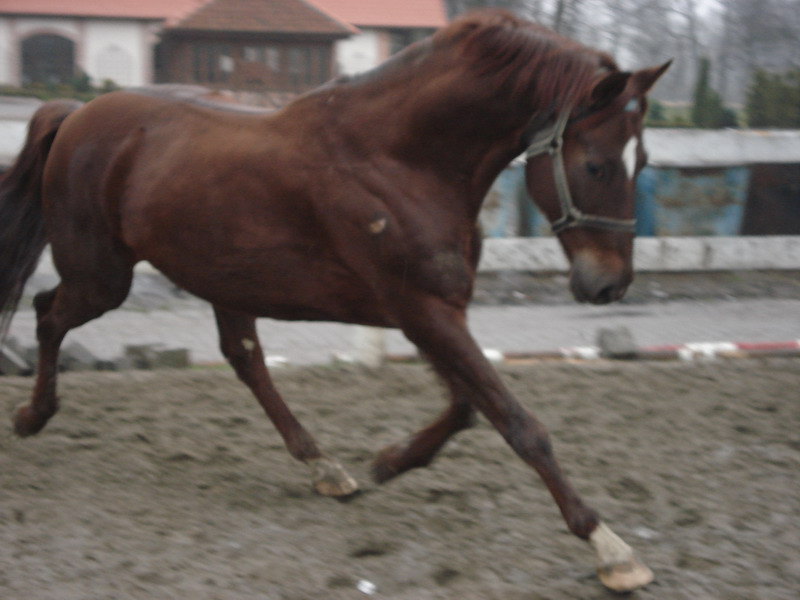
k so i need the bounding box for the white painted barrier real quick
[478,236,800,272]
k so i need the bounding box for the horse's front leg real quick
[393,296,653,592]
[213,307,357,497]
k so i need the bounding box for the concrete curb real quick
[506,340,800,363]
[383,340,800,365]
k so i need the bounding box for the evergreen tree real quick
[691,57,735,128]
[746,70,772,127]
[646,99,666,125]
[746,69,800,128]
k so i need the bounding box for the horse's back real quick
[41,91,382,320]
[45,90,286,226]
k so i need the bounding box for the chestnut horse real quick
[0,10,668,592]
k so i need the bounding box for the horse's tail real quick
[0,99,83,342]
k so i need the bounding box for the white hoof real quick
[590,522,654,592]
[597,557,654,592]
[308,457,359,497]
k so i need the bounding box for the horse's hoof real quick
[309,457,359,497]
[597,557,654,593]
[13,404,50,437]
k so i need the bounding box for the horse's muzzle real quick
[569,252,632,305]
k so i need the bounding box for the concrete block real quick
[124,344,164,369]
[154,348,191,369]
[123,344,190,369]
[3,336,22,354]
[60,341,99,372]
[0,344,32,375]
[22,345,39,370]
[94,359,118,371]
[352,326,385,368]
[597,326,638,359]
[111,355,136,372]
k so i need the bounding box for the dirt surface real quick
[1,360,798,600]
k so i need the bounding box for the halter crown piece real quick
[525,109,637,235]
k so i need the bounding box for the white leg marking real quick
[622,136,638,180]
[308,457,359,497]
[590,521,634,567]
[590,521,654,592]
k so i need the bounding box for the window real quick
[288,45,331,87]
[266,47,280,72]
[192,43,233,83]
[187,40,330,91]
[243,45,280,72]
[243,46,264,63]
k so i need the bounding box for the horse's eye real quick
[586,162,605,180]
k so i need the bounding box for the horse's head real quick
[525,61,670,304]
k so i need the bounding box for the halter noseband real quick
[525,110,637,235]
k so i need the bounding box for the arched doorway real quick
[22,34,76,85]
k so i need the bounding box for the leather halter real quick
[525,110,637,235]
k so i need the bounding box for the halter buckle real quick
[525,110,636,235]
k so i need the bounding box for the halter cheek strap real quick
[525,110,637,235]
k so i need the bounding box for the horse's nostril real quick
[570,253,631,305]
[595,284,616,304]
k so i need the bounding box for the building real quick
[0,0,446,96]
[312,0,447,75]
[154,0,355,96]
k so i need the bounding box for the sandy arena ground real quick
[1,359,798,599]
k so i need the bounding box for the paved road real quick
[6,295,800,366]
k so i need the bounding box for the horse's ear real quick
[633,60,672,94]
[588,71,631,113]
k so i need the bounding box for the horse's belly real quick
[148,250,394,327]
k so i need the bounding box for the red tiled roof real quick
[172,0,355,35]
[310,0,447,28]
[0,1,205,23]
[0,0,443,31]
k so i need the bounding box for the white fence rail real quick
[479,236,800,272]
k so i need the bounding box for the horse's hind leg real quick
[213,306,358,497]
[372,377,475,483]
[14,268,133,436]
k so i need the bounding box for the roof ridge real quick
[166,0,355,35]
[168,0,215,27]
[300,0,359,34]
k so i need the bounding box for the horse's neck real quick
[312,77,530,199]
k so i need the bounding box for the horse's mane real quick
[446,10,617,110]
[346,9,617,116]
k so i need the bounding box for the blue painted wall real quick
[635,166,750,236]
[483,163,752,237]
